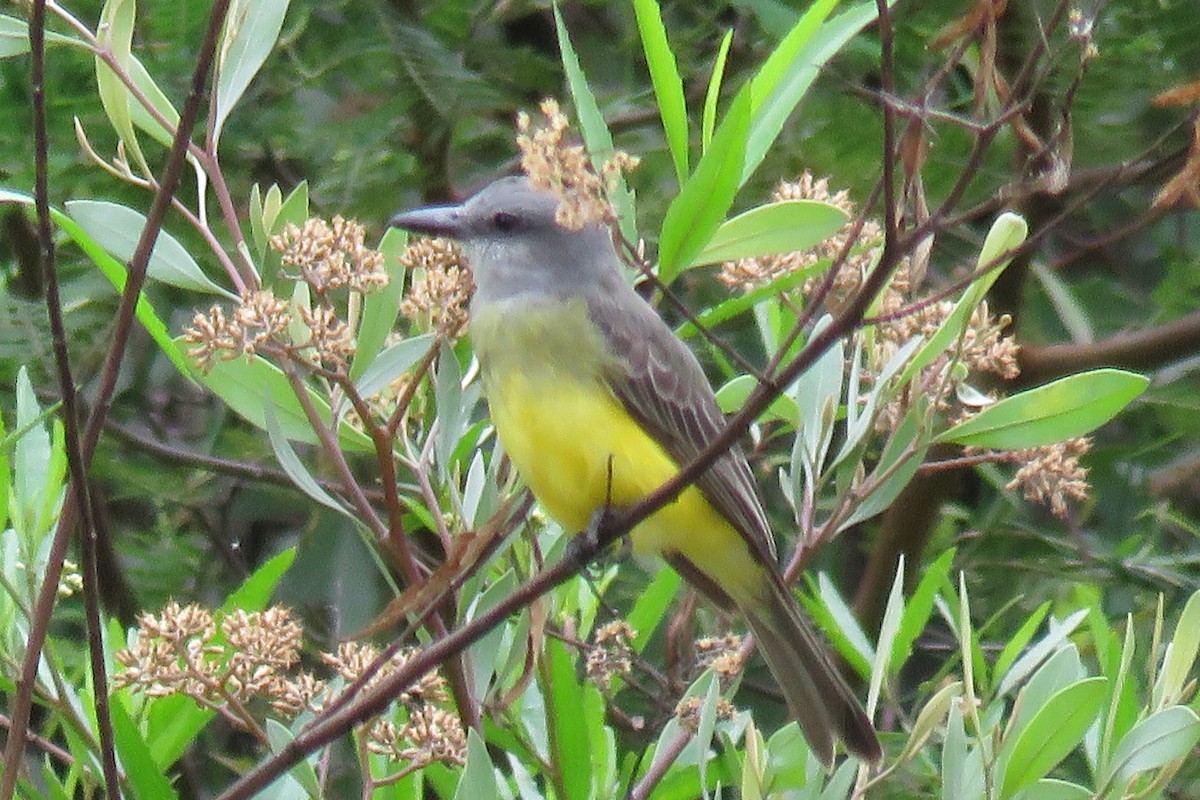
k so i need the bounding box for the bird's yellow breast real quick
[471,299,762,604]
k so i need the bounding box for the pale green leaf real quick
[1103,706,1200,784]
[938,369,1149,449]
[212,0,291,144]
[999,678,1108,799]
[65,200,236,297]
[690,200,847,266]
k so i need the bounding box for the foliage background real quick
[3,0,1200,797]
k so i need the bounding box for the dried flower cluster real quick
[675,694,737,735]
[115,604,465,769]
[184,216,390,374]
[271,216,389,295]
[323,642,465,768]
[694,633,744,686]
[586,620,637,693]
[1002,436,1092,518]
[398,237,474,340]
[718,173,884,298]
[517,98,639,230]
[114,602,324,722]
[184,289,290,372]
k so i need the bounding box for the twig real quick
[16,1,116,795]
[0,2,233,796]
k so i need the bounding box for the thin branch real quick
[16,1,116,795]
[0,2,233,796]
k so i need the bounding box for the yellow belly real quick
[484,365,763,606]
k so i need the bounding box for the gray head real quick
[389,176,622,303]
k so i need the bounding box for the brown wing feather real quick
[587,288,777,565]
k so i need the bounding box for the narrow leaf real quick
[350,227,410,380]
[95,0,150,175]
[702,30,733,151]
[1000,677,1108,799]
[1103,706,1200,784]
[658,90,750,281]
[65,200,236,297]
[632,0,689,183]
[938,369,1149,449]
[691,200,847,266]
[553,5,637,244]
[213,0,292,144]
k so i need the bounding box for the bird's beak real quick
[388,204,465,238]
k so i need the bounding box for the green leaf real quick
[453,730,498,800]
[632,0,688,183]
[1103,706,1200,785]
[993,602,1052,686]
[841,405,927,529]
[999,677,1108,800]
[95,0,150,175]
[545,638,591,800]
[898,681,962,764]
[938,369,1149,449]
[267,719,321,798]
[761,724,809,791]
[111,698,179,800]
[355,334,436,399]
[263,181,310,289]
[808,573,872,677]
[350,227,410,380]
[264,398,353,520]
[898,212,1027,387]
[65,200,236,297]
[716,374,799,423]
[553,5,637,244]
[658,90,750,281]
[893,547,955,672]
[127,55,181,148]
[224,547,297,611]
[677,267,814,338]
[1155,588,1200,706]
[743,0,880,182]
[690,200,847,266]
[212,0,292,144]
[701,30,733,151]
[867,556,905,713]
[0,14,87,58]
[997,613,1087,699]
[146,693,216,769]
[183,341,375,452]
[625,566,680,655]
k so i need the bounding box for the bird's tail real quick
[741,576,882,767]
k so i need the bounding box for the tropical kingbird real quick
[390,176,881,765]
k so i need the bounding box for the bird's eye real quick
[492,211,519,232]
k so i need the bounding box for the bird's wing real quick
[588,290,777,564]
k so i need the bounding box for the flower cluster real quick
[694,633,744,687]
[718,172,884,297]
[114,602,325,722]
[184,216,390,374]
[398,237,473,340]
[675,694,737,735]
[1003,436,1092,518]
[271,215,389,295]
[323,641,465,768]
[517,98,639,230]
[114,603,466,770]
[585,620,637,693]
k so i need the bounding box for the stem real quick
[0,2,233,795]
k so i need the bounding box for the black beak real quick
[388,204,466,238]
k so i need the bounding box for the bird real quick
[390,176,881,765]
